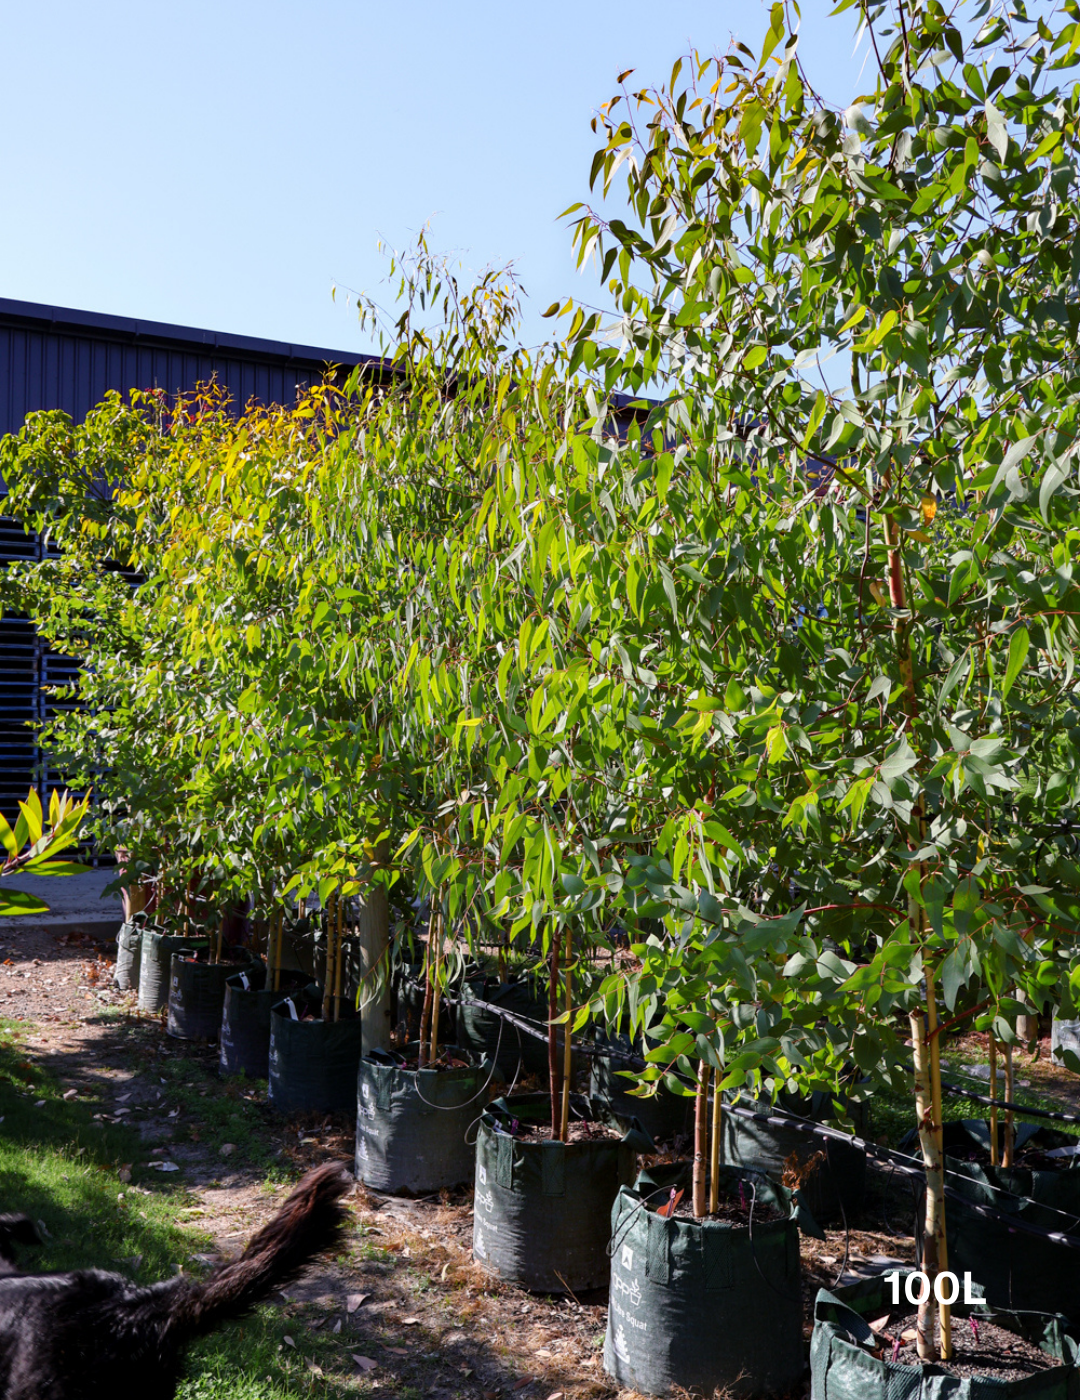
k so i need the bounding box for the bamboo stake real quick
[559,925,573,1143]
[332,893,345,1023]
[709,1066,722,1214]
[989,1037,999,1166]
[548,930,562,1138]
[926,967,951,1360]
[215,924,224,965]
[692,1061,709,1217]
[911,1001,944,1361]
[430,907,443,1064]
[1003,1041,1015,1167]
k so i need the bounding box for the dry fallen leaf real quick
[283,1336,296,1349]
[868,1315,891,1334]
[901,1328,918,1342]
[346,1292,370,1313]
[513,1379,535,1392]
[352,1355,377,1373]
[402,1316,421,1326]
[332,1319,342,1334]
[388,1346,409,1356]
[547,1393,565,1400]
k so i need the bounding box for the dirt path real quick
[0,919,927,1400]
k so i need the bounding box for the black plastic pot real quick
[472,1093,651,1293]
[267,991,363,1115]
[137,932,206,1014]
[114,915,149,991]
[912,1119,1080,1322]
[355,1043,497,1194]
[811,1272,1077,1400]
[589,1031,691,1144]
[603,1162,813,1398]
[722,1089,867,1224]
[167,953,254,1042]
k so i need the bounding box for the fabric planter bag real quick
[218,965,285,1079]
[603,1162,815,1399]
[268,992,364,1116]
[810,1272,1078,1400]
[137,933,206,1014]
[391,962,459,1043]
[114,914,152,991]
[167,952,255,1042]
[902,1118,1080,1322]
[472,1092,652,1294]
[589,1030,691,1144]
[722,1089,867,1224]
[355,1043,498,1194]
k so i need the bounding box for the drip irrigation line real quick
[940,1076,1080,1126]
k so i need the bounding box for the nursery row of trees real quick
[5,0,1080,1362]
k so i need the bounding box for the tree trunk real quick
[926,967,951,1360]
[417,905,436,1068]
[321,893,337,1023]
[989,1037,999,1165]
[357,849,392,1054]
[429,907,443,1063]
[332,893,346,1023]
[548,933,562,1138]
[709,1065,722,1214]
[692,1061,709,1218]
[559,925,573,1142]
[1003,1041,1015,1166]
[911,1001,943,1361]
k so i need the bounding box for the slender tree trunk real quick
[417,905,435,1068]
[429,907,443,1063]
[693,1061,709,1218]
[1003,1041,1015,1166]
[559,925,573,1142]
[709,1066,722,1214]
[911,1001,944,1361]
[926,967,951,1360]
[548,932,561,1138]
[356,855,391,1054]
[322,893,337,1022]
[989,1037,999,1166]
[271,909,283,993]
[332,893,345,1023]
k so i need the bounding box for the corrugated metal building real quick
[0,296,378,822]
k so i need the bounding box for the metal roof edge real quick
[0,296,387,373]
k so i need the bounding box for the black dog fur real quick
[0,1162,351,1399]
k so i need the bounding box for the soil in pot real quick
[722,1088,867,1224]
[355,1042,499,1195]
[268,990,363,1115]
[472,1092,652,1294]
[167,951,253,1042]
[811,1272,1077,1400]
[603,1161,811,1399]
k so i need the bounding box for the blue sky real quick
[2,1,869,355]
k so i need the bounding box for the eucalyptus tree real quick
[542,0,1080,1357]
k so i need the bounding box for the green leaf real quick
[1002,625,1030,698]
[0,890,49,916]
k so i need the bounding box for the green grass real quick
[0,1023,360,1399]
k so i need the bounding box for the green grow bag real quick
[218,965,278,1078]
[267,993,363,1115]
[722,1090,867,1224]
[604,1162,814,1398]
[355,1043,497,1194]
[590,1031,690,1144]
[472,1092,651,1294]
[137,933,206,1014]
[167,952,254,1042]
[114,914,151,991]
[811,1272,1078,1400]
[913,1119,1080,1322]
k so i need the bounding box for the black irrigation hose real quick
[940,1076,1080,1126]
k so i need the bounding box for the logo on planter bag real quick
[474,1227,486,1258]
[613,1273,642,1308]
[621,1245,634,1271]
[478,1163,487,1184]
[613,1324,631,1364]
[476,1189,495,1215]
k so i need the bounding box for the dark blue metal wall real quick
[0,297,379,824]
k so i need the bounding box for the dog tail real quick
[169,1162,352,1338]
